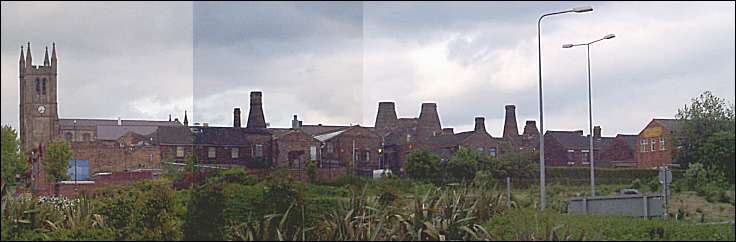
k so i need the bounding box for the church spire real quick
[19,45,25,69]
[51,42,57,68]
[25,42,32,68]
[43,46,50,66]
[183,110,189,126]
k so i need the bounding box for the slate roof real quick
[545,131,588,150]
[96,125,160,140]
[546,130,618,150]
[156,126,193,145]
[155,126,270,146]
[60,118,180,127]
[615,134,639,150]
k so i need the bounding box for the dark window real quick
[42,78,47,95]
[82,133,91,142]
[35,78,40,94]
[64,132,73,141]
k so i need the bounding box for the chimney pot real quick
[233,108,242,128]
[594,126,601,138]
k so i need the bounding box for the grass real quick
[486,208,736,241]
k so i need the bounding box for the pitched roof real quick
[96,125,160,140]
[653,119,682,132]
[300,124,350,136]
[615,134,639,150]
[314,129,347,142]
[545,130,588,150]
[156,126,193,145]
[60,118,181,127]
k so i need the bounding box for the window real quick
[42,78,47,95]
[208,147,216,158]
[478,147,484,152]
[406,134,412,143]
[567,150,575,160]
[232,148,239,159]
[82,133,91,142]
[310,146,317,160]
[35,78,40,94]
[490,147,497,157]
[581,150,590,163]
[660,137,666,151]
[254,144,263,157]
[327,143,334,153]
[176,147,185,158]
[641,139,648,153]
[64,132,73,141]
[650,138,656,152]
[365,151,370,162]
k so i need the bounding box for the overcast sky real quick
[2,1,734,137]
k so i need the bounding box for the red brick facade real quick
[317,126,381,174]
[635,119,680,168]
[273,129,321,169]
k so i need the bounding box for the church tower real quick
[19,42,59,154]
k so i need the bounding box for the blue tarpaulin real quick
[67,160,90,181]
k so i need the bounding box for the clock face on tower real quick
[38,105,46,114]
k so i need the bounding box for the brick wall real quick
[636,121,677,168]
[72,142,160,175]
[274,130,321,169]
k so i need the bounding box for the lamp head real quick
[604,34,616,39]
[572,6,593,13]
[562,44,574,48]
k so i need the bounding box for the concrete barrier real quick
[568,193,665,218]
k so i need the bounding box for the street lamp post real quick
[562,33,616,197]
[73,120,78,192]
[537,6,593,211]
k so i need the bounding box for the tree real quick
[45,139,72,183]
[183,179,226,241]
[675,91,735,182]
[446,147,484,182]
[1,126,27,186]
[404,149,442,184]
[306,160,318,183]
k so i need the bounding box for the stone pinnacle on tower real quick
[43,46,50,66]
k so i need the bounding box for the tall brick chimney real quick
[375,102,398,130]
[233,108,241,127]
[594,126,601,139]
[474,117,486,133]
[522,120,539,137]
[417,103,442,140]
[503,105,519,140]
[246,91,266,129]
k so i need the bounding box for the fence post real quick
[583,198,588,214]
[643,195,649,219]
[506,177,512,209]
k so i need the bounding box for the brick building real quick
[425,117,503,161]
[543,126,615,167]
[314,125,381,175]
[271,124,322,170]
[635,119,682,168]
[599,134,638,167]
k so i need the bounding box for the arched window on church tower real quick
[42,78,47,95]
[35,78,41,94]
